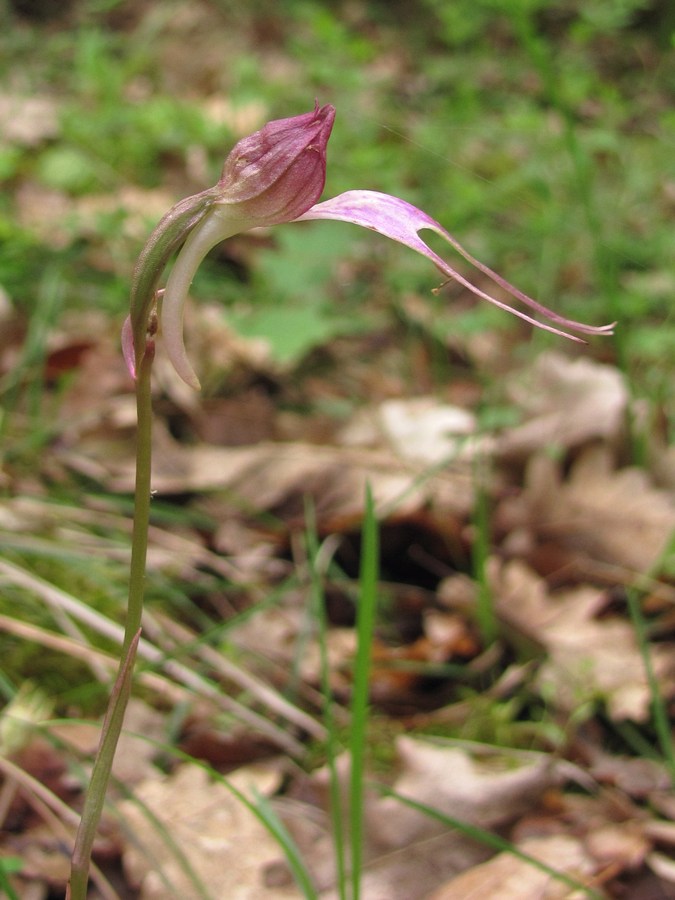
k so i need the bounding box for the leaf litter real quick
[3,291,675,898]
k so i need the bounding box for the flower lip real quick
[216,102,336,223]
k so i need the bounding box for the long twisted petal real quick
[298,190,615,341]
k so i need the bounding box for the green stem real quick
[68,343,155,899]
[349,486,379,900]
[124,343,155,653]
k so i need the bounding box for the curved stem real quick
[68,342,155,899]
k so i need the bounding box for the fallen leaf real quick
[584,747,671,798]
[339,397,482,465]
[559,448,674,572]
[585,822,649,871]
[319,832,490,900]
[81,424,474,527]
[647,850,675,884]
[369,737,564,849]
[426,834,599,899]
[50,698,165,787]
[4,822,72,887]
[120,762,301,900]
[497,351,628,459]
[495,560,675,721]
[296,753,490,899]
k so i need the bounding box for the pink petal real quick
[298,191,615,341]
[217,103,335,224]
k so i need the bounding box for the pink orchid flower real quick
[126,103,613,388]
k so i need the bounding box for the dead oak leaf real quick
[339,397,482,465]
[120,762,300,900]
[98,427,474,525]
[318,831,491,900]
[50,698,165,788]
[369,737,564,849]
[302,753,493,899]
[426,834,599,900]
[495,561,675,721]
[555,447,674,574]
[496,351,627,460]
[512,446,675,576]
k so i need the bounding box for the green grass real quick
[348,487,379,900]
[0,859,22,900]
[376,783,604,899]
[624,529,675,786]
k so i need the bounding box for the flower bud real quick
[216,102,336,224]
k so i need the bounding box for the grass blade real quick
[349,485,379,900]
[375,785,603,899]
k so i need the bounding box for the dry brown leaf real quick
[585,822,649,871]
[585,748,671,797]
[549,447,675,574]
[296,627,357,693]
[339,397,482,465]
[226,592,308,667]
[653,442,675,492]
[14,183,74,249]
[318,832,490,900]
[5,822,72,886]
[297,753,490,899]
[92,425,473,525]
[643,819,675,846]
[500,445,675,578]
[201,97,268,135]
[369,737,564,849]
[426,834,598,899]
[497,351,628,459]
[50,699,165,787]
[74,185,178,242]
[15,179,175,254]
[120,762,300,900]
[175,302,276,391]
[495,561,675,721]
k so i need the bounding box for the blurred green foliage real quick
[0,0,673,418]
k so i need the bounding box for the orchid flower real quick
[126,103,614,389]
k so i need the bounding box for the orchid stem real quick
[125,341,155,652]
[68,341,155,899]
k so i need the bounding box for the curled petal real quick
[298,190,615,341]
[160,207,257,389]
[121,315,136,380]
[130,186,220,376]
